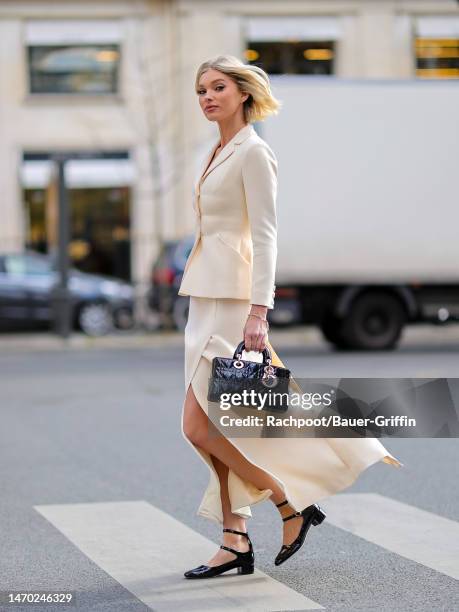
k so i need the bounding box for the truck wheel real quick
[340,292,406,350]
[320,314,351,350]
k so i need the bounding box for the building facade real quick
[0,0,458,295]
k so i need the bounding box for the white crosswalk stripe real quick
[322,493,459,580]
[34,500,324,611]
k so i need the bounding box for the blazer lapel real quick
[199,140,235,184]
[196,124,255,195]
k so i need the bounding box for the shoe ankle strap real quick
[282,511,302,522]
[223,527,249,537]
[276,499,289,508]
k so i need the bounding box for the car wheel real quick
[172,296,189,331]
[114,307,135,330]
[78,302,114,336]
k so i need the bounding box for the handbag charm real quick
[208,340,291,412]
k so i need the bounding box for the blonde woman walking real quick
[179,54,403,579]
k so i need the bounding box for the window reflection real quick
[415,38,459,79]
[245,41,335,75]
[24,187,131,281]
[28,44,120,94]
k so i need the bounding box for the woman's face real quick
[197,68,248,122]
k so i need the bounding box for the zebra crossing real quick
[322,493,459,581]
[34,493,459,611]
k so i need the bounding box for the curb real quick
[0,328,316,353]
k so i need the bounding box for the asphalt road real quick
[0,327,458,611]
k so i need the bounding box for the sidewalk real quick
[0,327,317,353]
[1,324,458,353]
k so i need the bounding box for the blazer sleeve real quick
[242,142,278,309]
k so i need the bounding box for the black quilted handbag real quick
[207,340,291,412]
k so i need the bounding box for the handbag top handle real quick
[233,340,272,365]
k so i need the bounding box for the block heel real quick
[312,507,326,526]
[237,564,254,575]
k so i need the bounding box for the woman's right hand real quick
[243,315,269,353]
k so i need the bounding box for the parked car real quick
[0,251,135,336]
[147,236,299,331]
[146,238,192,330]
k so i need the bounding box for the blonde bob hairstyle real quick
[195,54,282,124]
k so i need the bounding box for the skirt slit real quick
[182,295,403,525]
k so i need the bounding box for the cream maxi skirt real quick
[181,295,403,525]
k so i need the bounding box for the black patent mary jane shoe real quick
[274,499,326,566]
[184,528,254,579]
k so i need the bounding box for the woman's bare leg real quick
[183,383,306,553]
[204,454,250,566]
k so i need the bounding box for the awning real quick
[244,16,342,42]
[25,19,123,45]
[20,158,136,189]
[415,16,459,38]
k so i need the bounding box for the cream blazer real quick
[178,123,278,308]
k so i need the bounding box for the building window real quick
[28,44,120,94]
[25,19,122,94]
[243,16,339,76]
[21,155,134,281]
[415,38,459,79]
[414,16,459,79]
[23,186,131,281]
[245,41,334,75]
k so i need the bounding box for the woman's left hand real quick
[243,315,269,353]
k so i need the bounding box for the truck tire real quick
[340,291,406,350]
[320,313,351,350]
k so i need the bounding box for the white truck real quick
[260,76,459,350]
